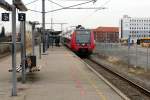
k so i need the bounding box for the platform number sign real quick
[1,13,9,21]
[18,13,26,21]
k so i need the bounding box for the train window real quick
[76,30,91,43]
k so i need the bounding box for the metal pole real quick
[39,36,42,59]
[128,35,131,68]
[51,18,53,48]
[37,29,41,59]
[135,43,137,67]
[45,32,48,50]
[61,24,63,31]
[42,0,46,53]
[20,21,26,83]
[32,25,35,55]
[51,18,53,30]
[60,24,63,45]
[146,47,148,72]
[11,4,17,96]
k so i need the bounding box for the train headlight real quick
[81,43,85,46]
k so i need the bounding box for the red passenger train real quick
[62,26,95,56]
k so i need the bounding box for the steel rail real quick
[86,58,150,98]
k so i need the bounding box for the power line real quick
[61,0,92,1]
[39,22,68,24]
[65,7,106,9]
[47,0,64,7]
[28,9,42,13]
[78,0,111,24]
[79,7,106,24]
[101,0,111,6]
[94,0,110,12]
[26,0,99,13]
[45,0,94,13]
[25,0,39,5]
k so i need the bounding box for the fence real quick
[95,42,150,70]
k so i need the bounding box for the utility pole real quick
[42,0,46,53]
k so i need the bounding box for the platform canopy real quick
[0,0,27,11]
[0,0,12,11]
[14,0,27,11]
[50,31,62,35]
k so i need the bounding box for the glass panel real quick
[76,30,91,43]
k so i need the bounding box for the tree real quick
[0,26,5,37]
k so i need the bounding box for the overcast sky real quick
[1,0,150,32]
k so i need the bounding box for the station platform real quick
[0,46,123,100]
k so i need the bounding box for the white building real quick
[120,15,150,43]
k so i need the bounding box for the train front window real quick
[76,30,91,43]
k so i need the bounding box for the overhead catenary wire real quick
[27,0,64,13]
[25,0,40,6]
[47,0,64,7]
[27,0,99,13]
[45,0,95,13]
[101,0,111,6]
[65,7,106,9]
[62,0,90,1]
[28,9,42,13]
[25,0,41,13]
[94,0,110,12]
[80,0,111,24]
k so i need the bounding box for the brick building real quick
[93,27,119,43]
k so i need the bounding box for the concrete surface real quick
[0,46,123,100]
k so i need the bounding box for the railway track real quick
[83,58,150,100]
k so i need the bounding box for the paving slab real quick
[0,46,123,100]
